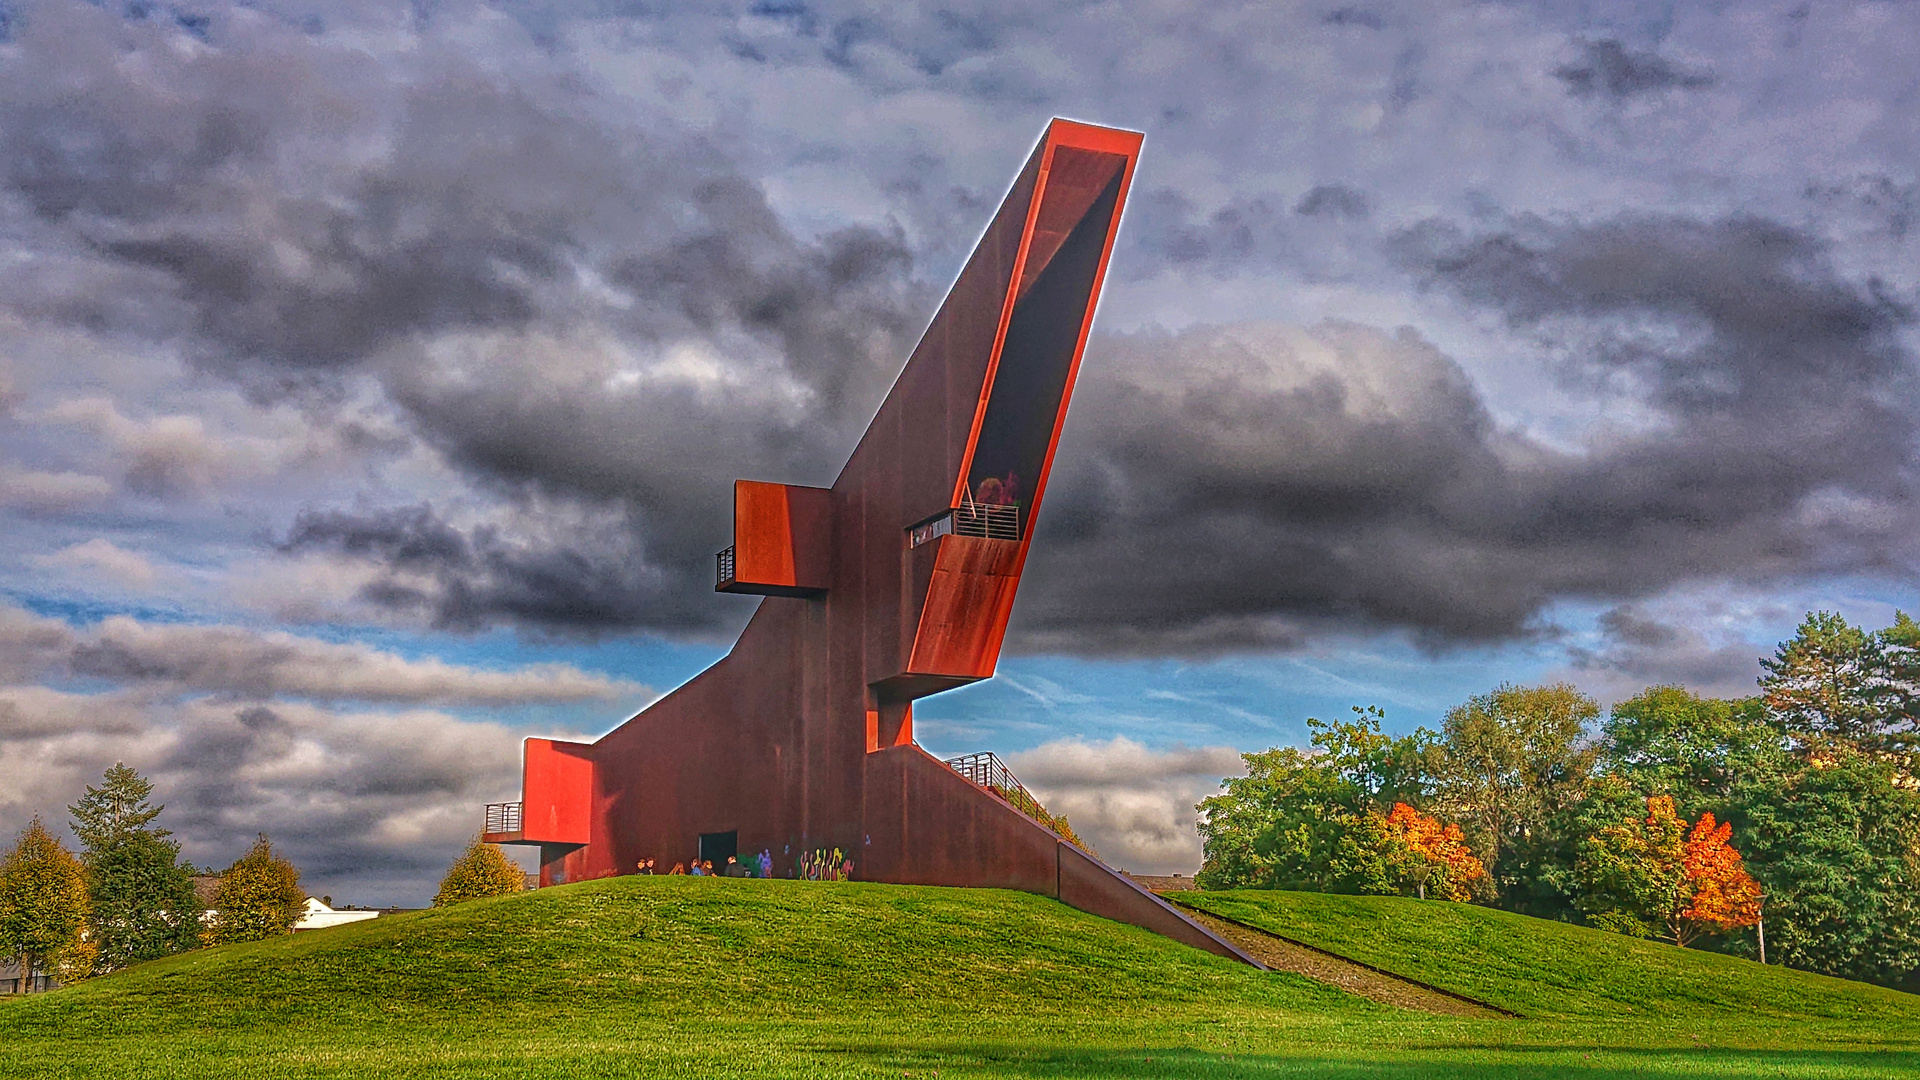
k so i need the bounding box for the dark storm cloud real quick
[281,503,744,635]
[2,599,633,703]
[1128,187,1373,273]
[6,0,1915,661]
[1553,40,1714,99]
[1294,184,1371,221]
[1805,175,1917,242]
[0,0,925,635]
[1322,7,1386,31]
[1559,603,1768,702]
[1013,209,1919,654]
[0,3,921,402]
[0,600,600,901]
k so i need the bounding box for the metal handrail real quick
[944,751,1084,848]
[944,752,1032,805]
[485,802,523,835]
[954,503,1019,540]
[910,504,1019,548]
[716,546,736,587]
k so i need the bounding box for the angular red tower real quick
[486,119,1257,966]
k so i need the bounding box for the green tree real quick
[0,818,94,991]
[1760,611,1877,750]
[1730,748,1920,985]
[212,836,305,944]
[433,837,527,906]
[68,763,203,971]
[1197,708,1441,893]
[1602,687,1784,805]
[1864,612,1920,757]
[1434,683,1599,903]
[1197,746,1351,890]
[1574,794,1686,941]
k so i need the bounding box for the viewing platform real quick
[482,801,523,844]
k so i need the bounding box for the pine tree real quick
[433,837,526,906]
[68,763,203,970]
[212,836,305,944]
[0,818,94,991]
[1760,612,1877,749]
[69,763,163,852]
[1864,612,1920,757]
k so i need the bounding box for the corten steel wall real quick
[508,120,1258,967]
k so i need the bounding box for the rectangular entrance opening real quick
[698,830,738,866]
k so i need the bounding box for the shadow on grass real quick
[823,1042,1920,1079]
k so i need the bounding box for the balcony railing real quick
[909,503,1020,548]
[956,502,1019,540]
[945,750,1023,794]
[944,751,1085,848]
[484,801,523,835]
[716,546,736,588]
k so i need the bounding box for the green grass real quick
[2,878,1917,1078]
[1175,890,1920,1024]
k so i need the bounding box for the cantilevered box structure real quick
[484,119,1258,966]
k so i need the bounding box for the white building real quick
[293,896,381,932]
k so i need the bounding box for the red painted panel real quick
[907,535,1021,678]
[523,738,593,845]
[1016,148,1128,301]
[724,481,831,596]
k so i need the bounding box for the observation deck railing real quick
[484,801,523,836]
[944,749,1049,821]
[909,503,1019,547]
[715,546,736,588]
[944,751,1084,848]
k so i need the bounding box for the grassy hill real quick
[2,878,1917,1079]
[1175,890,1920,1024]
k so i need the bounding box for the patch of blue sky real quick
[5,589,204,628]
[913,628,1582,758]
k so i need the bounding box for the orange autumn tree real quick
[1382,803,1486,901]
[1681,812,1763,939]
[1576,795,1762,946]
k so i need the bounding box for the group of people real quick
[634,850,777,878]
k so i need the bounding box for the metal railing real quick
[910,504,1020,548]
[944,751,1034,806]
[716,546,736,588]
[484,802,523,835]
[955,502,1019,540]
[944,751,1084,849]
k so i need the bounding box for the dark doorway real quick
[698,830,738,866]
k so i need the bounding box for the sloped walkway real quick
[1171,905,1514,1018]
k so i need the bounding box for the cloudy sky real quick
[1,0,1916,901]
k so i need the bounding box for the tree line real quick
[0,765,305,991]
[0,764,530,992]
[1196,611,1920,990]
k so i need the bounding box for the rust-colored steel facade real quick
[487,119,1258,966]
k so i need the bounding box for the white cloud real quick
[1008,737,1246,875]
[0,469,113,510]
[41,396,317,498]
[33,537,163,588]
[0,601,646,706]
